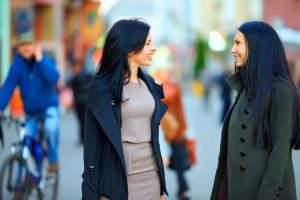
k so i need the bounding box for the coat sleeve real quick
[256,83,294,200]
[82,109,102,200]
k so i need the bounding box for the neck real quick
[129,63,139,82]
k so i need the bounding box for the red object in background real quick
[186,138,197,165]
[92,49,103,65]
[9,88,25,118]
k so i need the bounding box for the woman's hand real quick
[160,195,164,200]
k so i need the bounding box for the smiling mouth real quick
[234,56,240,62]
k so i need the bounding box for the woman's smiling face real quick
[231,31,248,67]
[129,33,157,67]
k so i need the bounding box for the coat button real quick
[239,166,246,171]
[240,152,246,157]
[279,187,283,190]
[247,97,252,102]
[111,100,116,105]
[244,109,250,115]
[241,124,247,129]
[276,191,280,197]
[240,137,245,143]
[89,165,95,172]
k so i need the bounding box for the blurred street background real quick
[1,0,300,199]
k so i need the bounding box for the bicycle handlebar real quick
[0,113,53,148]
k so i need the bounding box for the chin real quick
[236,62,244,67]
[143,62,152,66]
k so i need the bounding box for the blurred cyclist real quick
[0,32,60,172]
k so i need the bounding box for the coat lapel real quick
[226,72,243,92]
[139,69,168,127]
[85,87,126,171]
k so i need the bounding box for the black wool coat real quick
[81,69,168,200]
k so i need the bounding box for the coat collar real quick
[226,72,243,92]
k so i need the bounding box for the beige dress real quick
[121,79,160,200]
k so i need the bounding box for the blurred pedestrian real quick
[214,65,233,123]
[199,66,214,110]
[0,32,60,172]
[153,65,191,200]
[81,19,168,200]
[69,59,93,145]
[211,21,300,200]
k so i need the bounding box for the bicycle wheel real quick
[38,160,59,200]
[0,155,24,200]
[0,155,41,200]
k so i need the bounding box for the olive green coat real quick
[211,72,297,200]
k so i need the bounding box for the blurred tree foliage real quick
[193,37,208,79]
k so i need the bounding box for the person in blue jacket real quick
[0,32,60,172]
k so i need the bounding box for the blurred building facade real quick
[106,0,198,46]
[1,0,299,87]
[64,0,104,68]
[0,0,104,114]
[264,0,300,28]
[0,0,104,86]
[196,0,263,38]
[264,0,300,85]
[0,0,10,83]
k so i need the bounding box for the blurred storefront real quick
[0,0,104,114]
[10,0,65,85]
[9,0,104,84]
[64,0,104,70]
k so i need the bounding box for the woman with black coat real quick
[81,19,168,200]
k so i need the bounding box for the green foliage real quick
[193,38,208,79]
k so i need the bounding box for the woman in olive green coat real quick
[211,21,300,200]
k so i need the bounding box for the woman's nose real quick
[152,44,157,52]
[230,45,235,54]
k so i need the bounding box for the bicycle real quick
[0,115,59,200]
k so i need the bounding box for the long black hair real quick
[94,19,150,103]
[237,21,300,149]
